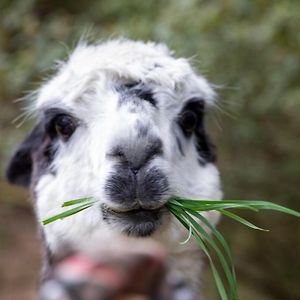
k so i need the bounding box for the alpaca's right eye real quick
[54,115,77,141]
[178,99,205,136]
[179,110,198,134]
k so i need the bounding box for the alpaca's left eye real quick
[179,110,198,133]
[54,115,77,141]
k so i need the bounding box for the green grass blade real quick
[219,209,268,231]
[188,208,238,295]
[62,197,94,207]
[42,195,300,300]
[169,199,258,212]
[170,198,300,217]
[233,201,300,217]
[168,204,233,264]
[192,231,229,300]
[168,197,300,300]
[42,203,94,225]
[209,256,230,300]
[180,209,238,300]
[169,208,229,300]
[185,208,233,262]
[171,198,300,217]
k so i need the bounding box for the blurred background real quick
[0,0,299,299]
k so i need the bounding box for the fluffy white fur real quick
[33,39,222,290]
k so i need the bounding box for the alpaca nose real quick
[132,138,163,169]
[110,138,163,172]
[105,138,168,210]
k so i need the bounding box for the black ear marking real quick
[6,123,44,187]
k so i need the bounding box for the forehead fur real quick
[36,39,215,110]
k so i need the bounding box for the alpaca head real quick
[7,40,222,254]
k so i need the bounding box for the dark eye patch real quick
[177,99,216,163]
[178,99,205,137]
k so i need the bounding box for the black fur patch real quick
[105,165,169,210]
[118,83,157,107]
[175,135,185,156]
[195,125,216,164]
[6,107,78,187]
[137,167,169,207]
[104,164,137,209]
[6,124,43,187]
[6,119,57,187]
[134,87,156,107]
[179,99,216,163]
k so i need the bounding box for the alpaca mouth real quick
[101,204,165,237]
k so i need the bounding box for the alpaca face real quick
[7,40,222,254]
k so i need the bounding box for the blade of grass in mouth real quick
[42,198,95,225]
[170,198,300,217]
[168,206,232,300]
[62,197,94,207]
[166,198,300,299]
[42,197,300,300]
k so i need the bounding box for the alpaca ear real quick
[6,123,44,187]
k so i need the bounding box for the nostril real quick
[130,167,139,175]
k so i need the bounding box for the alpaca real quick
[6,39,222,296]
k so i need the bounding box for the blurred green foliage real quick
[0,0,299,299]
